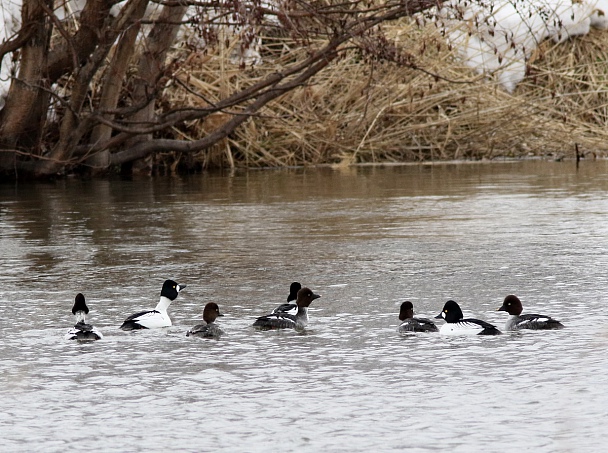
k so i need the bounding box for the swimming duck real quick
[186,302,224,338]
[435,300,502,335]
[497,295,564,330]
[253,287,320,330]
[398,301,438,333]
[65,293,103,341]
[271,281,302,315]
[120,279,186,330]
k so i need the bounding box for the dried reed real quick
[161,18,608,169]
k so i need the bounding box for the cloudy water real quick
[1,161,607,452]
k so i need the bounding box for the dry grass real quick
[161,18,608,169]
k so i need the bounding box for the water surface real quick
[1,161,607,452]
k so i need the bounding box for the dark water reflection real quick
[1,161,608,452]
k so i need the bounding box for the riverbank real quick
[158,17,608,173]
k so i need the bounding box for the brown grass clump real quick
[162,18,608,168]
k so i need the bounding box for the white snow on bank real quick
[433,0,608,92]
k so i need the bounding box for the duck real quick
[435,300,502,335]
[253,287,320,330]
[65,293,103,341]
[120,279,186,330]
[398,301,438,333]
[497,295,564,330]
[186,302,224,338]
[271,281,302,315]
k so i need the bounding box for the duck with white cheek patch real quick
[435,300,501,335]
[120,279,186,330]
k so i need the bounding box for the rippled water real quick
[1,161,608,452]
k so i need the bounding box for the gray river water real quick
[1,161,607,452]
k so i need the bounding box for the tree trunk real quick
[86,0,150,171]
[46,0,114,80]
[34,0,152,176]
[125,2,188,172]
[0,0,52,171]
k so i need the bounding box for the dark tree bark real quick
[87,0,150,170]
[122,2,189,173]
[0,0,53,169]
[46,0,115,80]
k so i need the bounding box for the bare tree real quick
[0,0,439,177]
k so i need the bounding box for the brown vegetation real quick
[159,17,608,171]
[0,0,438,178]
[1,1,607,178]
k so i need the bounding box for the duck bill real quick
[434,313,443,319]
[177,284,186,292]
[496,306,506,312]
[312,293,321,300]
